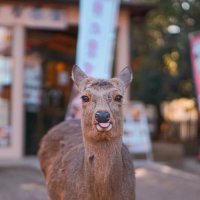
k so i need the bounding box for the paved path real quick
[136,163,200,200]
[0,161,200,200]
[0,166,47,200]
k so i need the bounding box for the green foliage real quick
[131,0,200,105]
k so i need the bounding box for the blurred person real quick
[197,153,200,162]
[196,131,200,162]
[197,112,200,162]
[65,93,81,120]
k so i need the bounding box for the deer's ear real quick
[117,67,133,88]
[72,65,88,90]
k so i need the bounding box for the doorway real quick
[24,27,77,155]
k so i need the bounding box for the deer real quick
[38,65,135,200]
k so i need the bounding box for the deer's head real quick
[72,65,132,142]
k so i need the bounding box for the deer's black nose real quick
[95,111,110,123]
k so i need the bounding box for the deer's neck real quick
[83,138,123,198]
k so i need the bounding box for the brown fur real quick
[38,66,135,200]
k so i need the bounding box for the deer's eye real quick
[114,95,123,102]
[81,95,90,103]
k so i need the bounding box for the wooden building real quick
[0,0,154,158]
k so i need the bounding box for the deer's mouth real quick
[96,122,112,132]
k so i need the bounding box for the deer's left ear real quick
[72,65,88,91]
[117,67,133,88]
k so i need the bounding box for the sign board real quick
[0,57,12,85]
[0,5,67,29]
[123,102,153,159]
[189,32,200,110]
[76,0,120,78]
[24,54,42,112]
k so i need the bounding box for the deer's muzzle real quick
[95,111,112,132]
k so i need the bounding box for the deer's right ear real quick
[72,65,88,90]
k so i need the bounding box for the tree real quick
[131,0,200,106]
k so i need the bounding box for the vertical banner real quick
[189,32,200,110]
[76,0,120,78]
